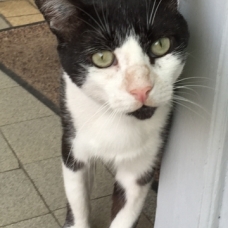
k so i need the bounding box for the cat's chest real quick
[75,116,156,160]
[71,105,160,161]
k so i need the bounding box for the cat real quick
[35,0,189,227]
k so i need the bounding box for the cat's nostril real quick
[130,86,152,103]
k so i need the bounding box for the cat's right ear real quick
[35,0,80,40]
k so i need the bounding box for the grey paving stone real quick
[138,214,154,228]
[1,115,61,164]
[0,169,48,227]
[143,189,157,225]
[24,158,114,211]
[54,196,153,228]
[0,70,18,89]
[0,86,54,126]
[91,196,112,228]
[2,214,60,228]
[24,157,66,211]
[91,161,114,199]
[0,16,10,30]
[53,197,112,228]
[53,208,66,227]
[25,157,66,210]
[0,132,19,173]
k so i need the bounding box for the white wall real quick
[219,129,228,228]
[154,1,228,228]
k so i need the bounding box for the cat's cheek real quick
[153,54,185,83]
[81,81,107,104]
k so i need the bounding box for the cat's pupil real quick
[99,53,104,60]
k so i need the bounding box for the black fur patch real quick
[128,106,157,120]
[64,203,74,227]
[137,168,154,186]
[60,77,85,171]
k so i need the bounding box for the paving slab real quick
[91,161,115,199]
[2,214,60,228]
[53,197,112,228]
[7,13,44,26]
[0,132,19,173]
[24,157,66,211]
[54,196,153,228]
[24,158,114,211]
[0,1,39,18]
[0,169,48,227]
[53,208,66,227]
[1,115,61,164]
[90,196,112,228]
[143,189,157,225]
[0,86,54,126]
[0,70,18,89]
[0,16,10,30]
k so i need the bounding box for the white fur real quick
[63,35,184,228]
[63,164,90,228]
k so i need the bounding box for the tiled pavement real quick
[0,68,157,227]
[0,0,44,30]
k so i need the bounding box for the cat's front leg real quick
[110,158,153,228]
[62,163,91,228]
[61,134,91,228]
[62,161,91,228]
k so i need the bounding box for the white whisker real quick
[175,85,214,90]
[172,100,207,121]
[151,0,163,26]
[149,0,157,27]
[174,95,210,116]
[93,0,107,34]
[75,5,106,35]
[174,85,200,97]
[65,142,74,168]
[175,76,213,84]
[76,16,105,38]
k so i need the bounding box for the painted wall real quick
[154,1,228,228]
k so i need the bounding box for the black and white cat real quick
[36,0,189,227]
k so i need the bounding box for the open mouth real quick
[128,105,157,120]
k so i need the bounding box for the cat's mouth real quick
[127,105,157,120]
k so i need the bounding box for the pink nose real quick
[130,86,152,103]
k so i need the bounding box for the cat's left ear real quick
[35,0,81,41]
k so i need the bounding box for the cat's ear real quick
[35,0,80,40]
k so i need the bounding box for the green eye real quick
[92,51,115,68]
[151,37,171,56]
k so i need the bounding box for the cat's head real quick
[36,0,189,120]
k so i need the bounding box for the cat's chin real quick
[127,105,157,120]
